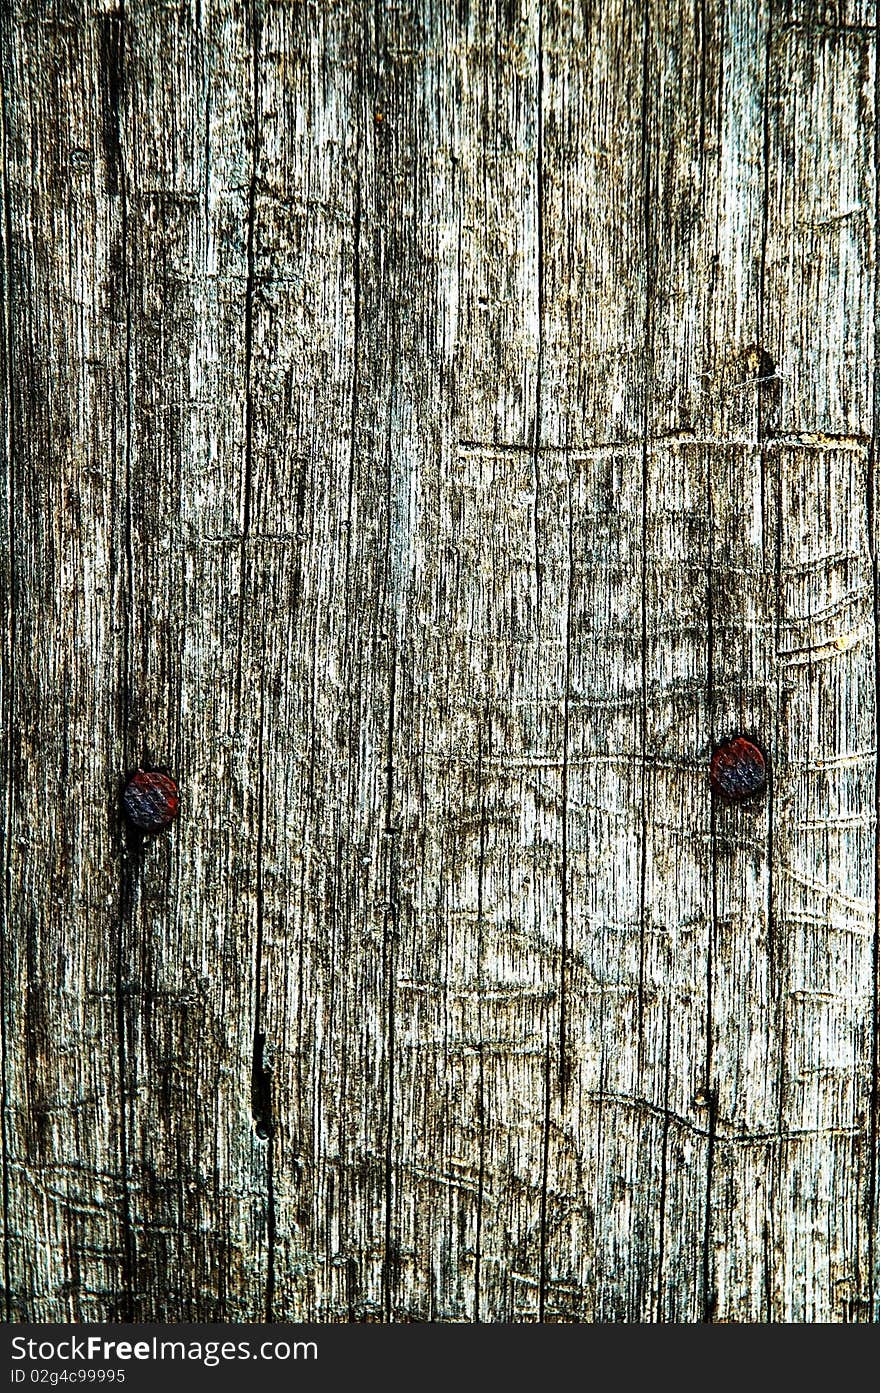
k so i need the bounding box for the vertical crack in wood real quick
[234,0,275,1318]
[531,0,545,627]
[701,592,716,1322]
[241,0,261,541]
[0,4,15,1317]
[249,676,275,1320]
[533,0,552,1326]
[703,329,717,1322]
[759,14,779,982]
[867,0,880,1325]
[382,648,399,1322]
[337,28,363,1320]
[691,0,725,1325]
[762,1218,773,1322]
[701,1081,718,1322]
[701,0,724,1327]
[199,5,211,308]
[370,1,401,1323]
[473,719,488,1323]
[115,849,136,1321]
[538,1003,552,1324]
[703,425,718,1334]
[560,474,572,1099]
[635,0,653,1086]
[98,7,124,198]
[757,3,784,1323]
[343,74,362,620]
[655,996,673,1322]
[100,0,135,1321]
[702,450,717,1325]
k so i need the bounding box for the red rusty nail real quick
[709,737,767,802]
[122,769,180,832]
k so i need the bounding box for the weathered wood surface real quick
[1,0,878,1323]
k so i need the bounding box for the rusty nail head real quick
[122,769,180,832]
[709,737,767,802]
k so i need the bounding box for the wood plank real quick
[117,0,271,1320]
[538,0,651,1320]
[696,0,779,1325]
[2,0,879,1325]
[240,0,388,1320]
[759,10,875,1322]
[391,0,550,1321]
[0,1,129,1320]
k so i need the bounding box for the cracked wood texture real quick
[1,0,879,1324]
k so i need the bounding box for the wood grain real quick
[1,0,878,1322]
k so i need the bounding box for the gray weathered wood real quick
[1,0,878,1322]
